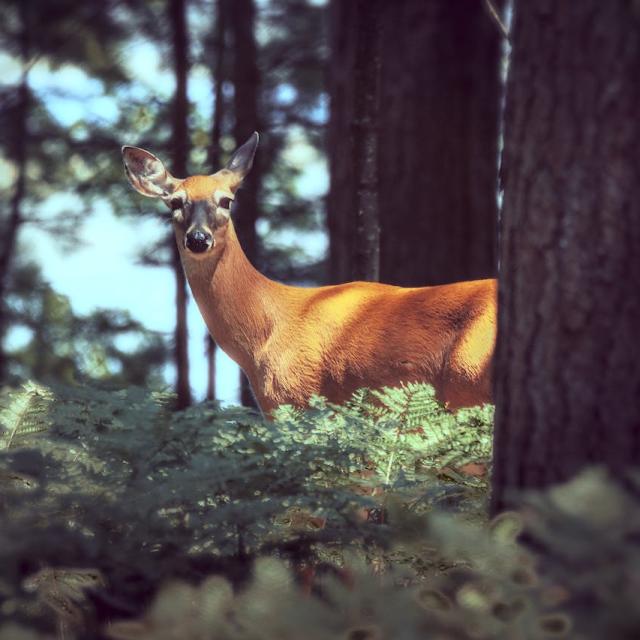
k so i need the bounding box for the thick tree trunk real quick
[351,0,381,282]
[169,0,192,409]
[327,0,502,286]
[228,0,261,408]
[378,0,501,286]
[491,1,640,513]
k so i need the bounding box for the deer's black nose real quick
[185,229,212,253]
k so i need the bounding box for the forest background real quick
[0,0,501,409]
[1,0,640,637]
[3,0,638,496]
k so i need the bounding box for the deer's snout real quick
[185,229,213,254]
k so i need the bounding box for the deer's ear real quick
[121,146,180,198]
[225,132,259,181]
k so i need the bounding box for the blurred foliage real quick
[100,509,571,640]
[0,381,491,637]
[0,0,127,82]
[517,468,640,639]
[1,0,331,388]
[4,263,169,388]
[0,382,638,638]
[0,0,130,201]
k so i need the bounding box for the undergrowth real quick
[1,382,638,638]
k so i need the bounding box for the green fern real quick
[0,381,637,640]
[0,381,54,449]
[0,380,493,638]
[275,382,494,486]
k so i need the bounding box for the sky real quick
[0,28,328,406]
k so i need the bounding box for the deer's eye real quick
[218,197,232,210]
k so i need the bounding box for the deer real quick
[122,133,496,415]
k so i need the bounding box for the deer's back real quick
[251,278,497,413]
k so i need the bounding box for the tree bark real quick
[351,0,381,282]
[327,0,502,286]
[169,0,192,409]
[0,1,31,381]
[326,0,357,284]
[208,0,227,172]
[228,0,260,266]
[378,0,501,286]
[228,0,261,408]
[203,0,228,403]
[0,81,28,381]
[491,0,640,513]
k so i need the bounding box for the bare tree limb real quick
[483,0,510,42]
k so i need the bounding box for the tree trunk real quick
[0,82,28,382]
[228,0,260,266]
[169,0,192,409]
[228,0,261,408]
[378,0,501,286]
[203,0,228,403]
[491,0,640,513]
[326,0,357,284]
[327,0,502,286]
[351,0,381,282]
[0,1,31,381]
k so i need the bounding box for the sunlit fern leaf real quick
[0,381,54,450]
[341,387,375,416]
[370,383,440,425]
[22,567,106,630]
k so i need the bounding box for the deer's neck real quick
[180,223,293,374]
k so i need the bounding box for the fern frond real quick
[0,381,54,449]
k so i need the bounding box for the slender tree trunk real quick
[351,0,381,282]
[204,0,228,402]
[228,0,261,407]
[169,0,192,409]
[0,1,31,381]
[0,84,28,303]
[204,334,216,402]
[491,1,640,513]
[0,82,28,380]
[208,0,227,173]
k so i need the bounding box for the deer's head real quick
[121,133,258,259]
